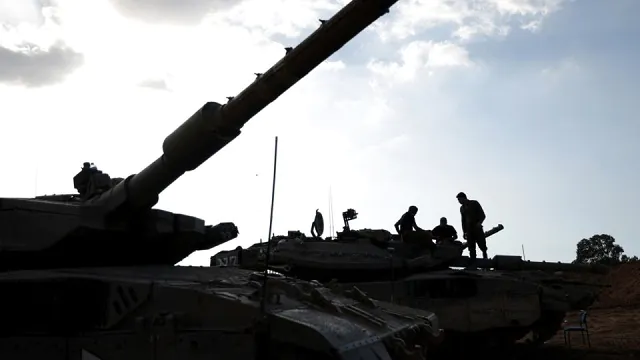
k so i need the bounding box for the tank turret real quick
[210,210,509,279]
[0,0,398,272]
[211,209,611,278]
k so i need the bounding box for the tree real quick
[573,234,637,265]
[621,254,639,263]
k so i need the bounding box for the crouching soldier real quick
[395,206,435,250]
[432,217,458,244]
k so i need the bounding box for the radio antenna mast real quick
[261,136,278,313]
[255,136,279,360]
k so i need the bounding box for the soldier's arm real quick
[451,226,458,240]
[474,201,486,224]
[412,217,423,232]
[460,208,468,234]
[394,218,402,234]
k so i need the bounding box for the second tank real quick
[211,208,609,354]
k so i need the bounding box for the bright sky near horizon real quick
[0,0,637,266]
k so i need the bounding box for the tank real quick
[211,208,610,354]
[0,1,446,358]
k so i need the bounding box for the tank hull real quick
[0,266,443,360]
[211,227,608,353]
[337,268,601,347]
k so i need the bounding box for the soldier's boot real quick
[465,256,478,270]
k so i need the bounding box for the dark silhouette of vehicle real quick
[211,209,609,355]
[0,1,445,359]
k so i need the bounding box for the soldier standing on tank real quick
[432,217,458,244]
[457,192,488,261]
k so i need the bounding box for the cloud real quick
[0,42,83,87]
[0,1,55,26]
[541,57,580,81]
[216,0,340,37]
[109,0,341,38]
[138,78,171,91]
[374,0,566,42]
[0,1,83,87]
[368,40,473,84]
[109,0,239,25]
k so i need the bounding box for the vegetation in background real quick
[573,234,638,265]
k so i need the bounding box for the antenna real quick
[522,244,526,261]
[255,136,278,360]
[261,136,278,313]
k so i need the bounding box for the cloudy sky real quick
[1,0,637,266]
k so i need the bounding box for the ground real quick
[538,307,640,359]
[521,262,640,359]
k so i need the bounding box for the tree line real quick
[572,234,638,265]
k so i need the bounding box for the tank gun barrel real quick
[483,224,504,238]
[88,0,399,213]
[460,224,503,250]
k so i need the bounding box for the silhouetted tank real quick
[212,208,610,355]
[0,2,446,359]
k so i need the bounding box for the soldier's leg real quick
[478,240,488,259]
[465,237,478,270]
[476,232,488,259]
[467,238,477,260]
